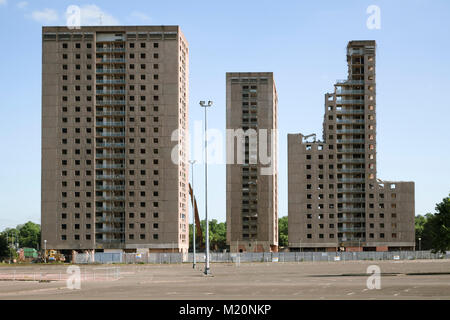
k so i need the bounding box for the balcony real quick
[348,48,364,55]
[95,164,125,169]
[96,142,125,148]
[338,237,365,243]
[339,178,365,183]
[96,185,125,191]
[96,90,126,95]
[96,79,125,84]
[96,131,125,137]
[96,217,124,223]
[336,129,365,134]
[338,208,365,213]
[336,99,364,105]
[96,174,125,180]
[96,47,125,53]
[336,90,365,95]
[336,148,365,153]
[335,109,364,115]
[96,121,125,127]
[337,148,365,154]
[96,69,126,74]
[337,168,365,174]
[96,195,125,201]
[336,80,365,85]
[336,119,365,124]
[338,227,366,233]
[95,153,126,159]
[336,139,365,144]
[337,188,365,193]
[96,100,126,105]
[337,158,365,164]
[96,227,124,234]
[97,58,125,63]
[338,217,365,223]
[96,111,125,116]
[99,206,125,212]
[338,198,365,203]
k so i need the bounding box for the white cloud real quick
[28,5,119,27]
[17,1,28,9]
[76,4,119,26]
[129,11,152,24]
[31,8,59,24]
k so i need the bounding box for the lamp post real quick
[189,159,197,269]
[200,100,213,275]
[44,240,47,263]
[6,231,11,264]
[418,237,421,251]
[7,230,19,263]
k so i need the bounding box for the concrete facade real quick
[41,26,189,253]
[226,72,278,253]
[288,41,415,252]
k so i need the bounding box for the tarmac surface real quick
[0,259,449,299]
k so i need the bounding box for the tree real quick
[189,219,227,252]
[209,219,227,251]
[0,233,8,258]
[415,214,433,250]
[425,195,450,254]
[278,216,288,248]
[17,221,41,249]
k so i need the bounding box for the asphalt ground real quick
[0,259,449,299]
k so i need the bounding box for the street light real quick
[6,230,19,263]
[189,159,197,269]
[200,100,213,275]
[418,237,422,251]
[44,240,47,263]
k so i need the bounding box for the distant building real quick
[288,41,415,252]
[41,26,189,254]
[226,72,279,252]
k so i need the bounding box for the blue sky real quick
[0,0,449,230]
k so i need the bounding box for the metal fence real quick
[0,266,120,282]
[73,250,450,264]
